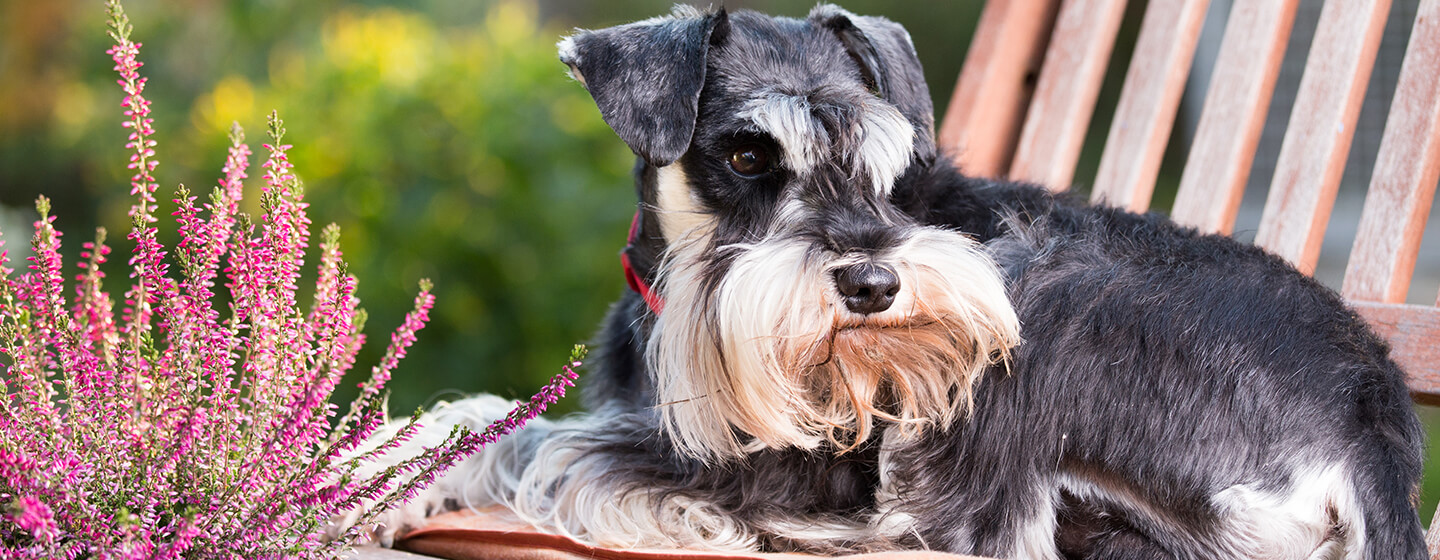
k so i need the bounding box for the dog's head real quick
[561,5,1020,461]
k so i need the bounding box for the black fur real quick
[893,164,1426,557]
[809,5,937,163]
[559,7,729,167]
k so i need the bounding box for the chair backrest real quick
[940,0,1440,544]
[938,0,1439,402]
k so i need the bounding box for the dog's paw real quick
[325,395,528,547]
[326,486,444,547]
[366,496,435,547]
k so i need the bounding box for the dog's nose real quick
[834,263,900,315]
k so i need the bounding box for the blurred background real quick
[0,0,985,421]
[1,0,1436,524]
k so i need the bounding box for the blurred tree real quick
[0,0,640,414]
[249,2,644,413]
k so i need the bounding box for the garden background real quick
[2,0,1436,525]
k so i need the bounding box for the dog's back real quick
[895,167,1426,558]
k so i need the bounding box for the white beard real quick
[649,225,1022,461]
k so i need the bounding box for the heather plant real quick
[0,1,581,557]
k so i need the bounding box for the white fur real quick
[1011,486,1062,560]
[556,36,583,85]
[740,94,829,176]
[648,222,1020,460]
[329,395,540,545]
[654,163,712,243]
[1208,464,1365,559]
[856,98,915,195]
[334,396,770,551]
[739,93,914,195]
[871,428,928,548]
[508,422,758,550]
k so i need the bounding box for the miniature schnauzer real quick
[349,5,1426,559]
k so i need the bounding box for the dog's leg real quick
[1053,489,1178,560]
[1080,531,1175,560]
[331,394,559,545]
[516,420,909,554]
[1347,372,1427,560]
[504,414,765,551]
[338,395,781,550]
[888,461,1062,558]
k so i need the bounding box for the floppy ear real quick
[809,5,936,163]
[558,7,729,167]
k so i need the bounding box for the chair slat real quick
[939,0,1061,179]
[1091,0,1210,212]
[1170,0,1300,233]
[1009,0,1128,189]
[1430,512,1440,560]
[1352,302,1440,401]
[1342,0,1440,303]
[1254,0,1391,275]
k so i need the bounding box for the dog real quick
[345,5,1426,559]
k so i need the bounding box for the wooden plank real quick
[1253,0,1391,275]
[346,549,434,560]
[1352,302,1440,402]
[1342,0,1440,303]
[1092,0,1211,212]
[939,0,1061,179]
[1430,506,1440,560]
[1171,0,1299,234]
[1009,0,1129,190]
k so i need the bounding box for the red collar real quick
[622,210,665,315]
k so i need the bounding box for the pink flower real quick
[9,496,58,544]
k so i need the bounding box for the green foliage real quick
[258,3,635,412]
[1,1,635,414]
[244,4,636,412]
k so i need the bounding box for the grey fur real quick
[559,6,725,166]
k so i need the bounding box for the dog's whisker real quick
[651,394,712,408]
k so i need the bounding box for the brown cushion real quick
[396,510,989,560]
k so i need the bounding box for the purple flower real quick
[8,496,58,543]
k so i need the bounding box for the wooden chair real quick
[939,0,1440,553]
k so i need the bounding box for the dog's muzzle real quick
[646,224,1022,461]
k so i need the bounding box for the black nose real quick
[833,263,900,315]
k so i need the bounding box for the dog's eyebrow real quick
[855,98,914,196]
[736,92,913,196]
[738,93,829,175]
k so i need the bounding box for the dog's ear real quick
[558,7,728,167]
[809,5,936,163]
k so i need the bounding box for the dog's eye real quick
[728,145,771,177]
